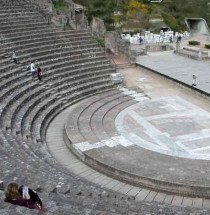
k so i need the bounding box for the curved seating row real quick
[1,0,210,214]
[0,0,117,201]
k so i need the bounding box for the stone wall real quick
[145,44,174,52]
[118,38,131,58]
[105,31,130,59]
[130,49,147,63]
[48,0,86,30]
[105,31,118,54]
[91,17,106,39]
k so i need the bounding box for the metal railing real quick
[105,51,117,71]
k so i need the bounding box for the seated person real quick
[12,51,18,64]
[4,183,44,212]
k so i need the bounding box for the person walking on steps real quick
[192,74,197,87]
[37,66,42,81]
[12,51,18,64]
[30,61,36,78]
[4,183,44,212]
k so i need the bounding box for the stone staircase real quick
[1,0,210,214]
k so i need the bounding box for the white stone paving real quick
[137,52,210,94]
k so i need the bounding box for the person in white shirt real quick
[30,61,36,78]
[12,51,18,64]
[192,74,197,86]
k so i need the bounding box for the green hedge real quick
[189,41,200,46]
[205,44,210,49]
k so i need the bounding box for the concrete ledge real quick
[136,62,210,99]
[65,129,210,198]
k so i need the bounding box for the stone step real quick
[0,53,107,86]
[0,11,39,17]
[3,33,92,47]
[9,88,46,130]
[1,27,55,38]
[0,24,50,34]
[1,39,98,61]
[103,99,137,137]
[40,84,115,143]
[0,78,36,106]
[44,64,114,81]
[0,49,104,70]
[1,41,99,60]
[29,83,115,143]
[77,93,130,144]
[0,21,49,31]
[0,68,31,90]
[21,79,111,138]
[6,30,90,42]
[0,17,43,24]
[90,96,136,141]
[21,76,113,137]
[1,27,87,37]
[0,132,60,186]
[1,50,105,74]
[65,90,123,144]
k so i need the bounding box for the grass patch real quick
[53,0,69,14]
[97,38,105,47]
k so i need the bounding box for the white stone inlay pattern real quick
[115,96,210,160]
[73,136,134,152]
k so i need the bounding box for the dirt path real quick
[119,66,210,112]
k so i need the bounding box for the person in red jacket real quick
[37,66,42,81]
[4,183,44,212]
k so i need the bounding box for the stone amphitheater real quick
[1,0,210,214]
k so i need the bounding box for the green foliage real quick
[53,0,69,14]
[160,0,210,28]
[205,44,210,49]
[96,38,105,47]
[56,0,210,31]
[106,25,116,31]
[161,12,179,32]
[82,0,117,21]
[189,41,200,46]
[104,17,114,25]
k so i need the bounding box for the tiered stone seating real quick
[64,88,147,163]
[0,1,114,142]
[0,0,118,212]
[1,0,210,214]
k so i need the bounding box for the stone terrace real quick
[1,0,210,214]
